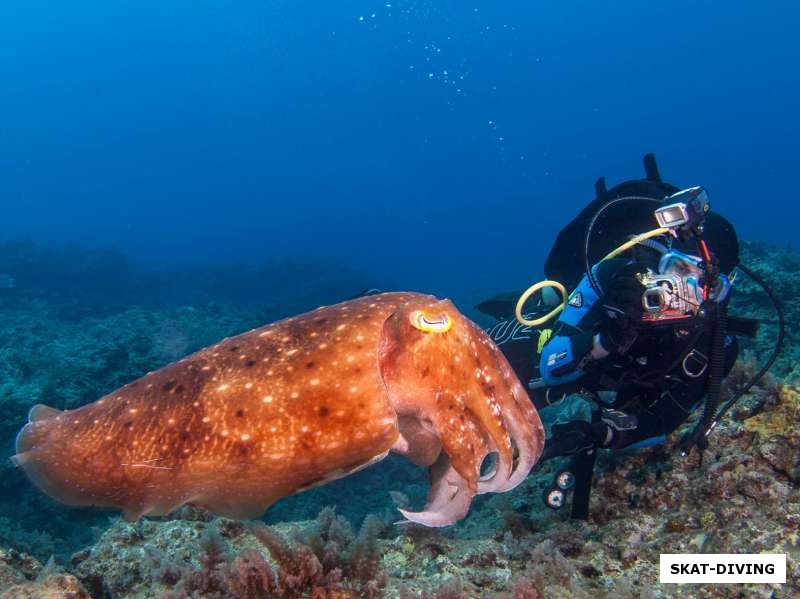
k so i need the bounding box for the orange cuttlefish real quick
[13,292,544,527]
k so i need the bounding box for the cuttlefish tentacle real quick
[13,292,543,527]
[379,300,543,525]
[398,452,472,527]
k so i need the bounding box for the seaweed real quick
[152,509,387,599]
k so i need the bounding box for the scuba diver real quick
[477,154,784,518]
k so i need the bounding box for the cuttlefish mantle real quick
[14,292,544,526]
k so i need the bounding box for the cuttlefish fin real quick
[11,410,89,506]
[11,403,61,465]
[27,404,63,423]
[398,451,474,527]
[12,404,63,463]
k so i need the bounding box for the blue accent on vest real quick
[627,435,667,449]
[560,271,601,328]
[540,335,583,386]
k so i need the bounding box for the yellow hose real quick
[514,227,671,327]
[601,227,671,261]
[514,280,568,327]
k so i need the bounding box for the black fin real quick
[727,315,760,339]
[475,291,528,320]
[643,153,662,182]
[594,177,607,199]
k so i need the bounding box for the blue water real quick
[1,1,798,296]
[0,2,798,578]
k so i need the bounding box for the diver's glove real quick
[540,420,612,462]
[598,262,647,354]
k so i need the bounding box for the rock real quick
[758,435,800,481]
[0,574,90,599]
[2,239,800,598]
[0,564,25,592]
[737,469,793,504]
[0,549,41,594]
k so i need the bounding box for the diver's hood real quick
[476,153,740,320]
[544,153,740,291]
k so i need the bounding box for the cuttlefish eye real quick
[410,310,452,333]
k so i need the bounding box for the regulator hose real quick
[583,195,664,292]
[515,226,667,328]
[681,302,728,453]
[515,194,669,329]
[701,263,786,438]
[514,280,568,327]
[681,262,785,453]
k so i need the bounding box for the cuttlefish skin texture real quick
[14,292,544,526]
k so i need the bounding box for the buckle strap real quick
[682,349,709,378]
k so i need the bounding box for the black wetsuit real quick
[486,258,738,453]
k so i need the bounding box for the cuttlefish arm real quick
[380,299,544,526]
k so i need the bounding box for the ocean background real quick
[0,1,799,597]
[2,1,798,302]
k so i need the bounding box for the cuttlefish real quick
[13,292,543,526]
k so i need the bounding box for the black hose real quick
[581,194,785,451]
[583,195,663,292]
[685,302,728,451]
[703,263,786,436]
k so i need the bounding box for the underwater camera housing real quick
[638,272,697,323]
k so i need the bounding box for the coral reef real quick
[731,241,798,378]
[0,550,90,598]
[51,376,799,599]
[0,548,41,589]
[0,571,90,599]
[0,239,798,598]
[67,507,388,598]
